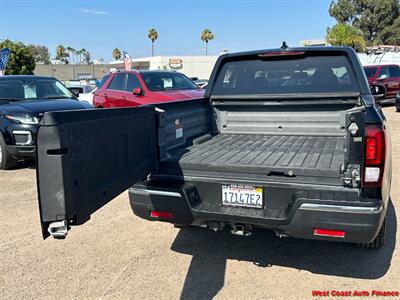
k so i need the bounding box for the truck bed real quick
[163,133,346,182]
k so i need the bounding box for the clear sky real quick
[0,0,335,62]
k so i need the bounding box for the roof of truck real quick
[221,46,356,58]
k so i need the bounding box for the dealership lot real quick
[0,107,399,299]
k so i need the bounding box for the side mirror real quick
[370,84,386,99]
[132,87,142,96]
[70,89,80,98]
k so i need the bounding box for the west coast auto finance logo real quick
[312,290,400,297]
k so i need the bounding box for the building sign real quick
[169,58,182,69]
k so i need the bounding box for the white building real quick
[110,55,219,79]
[357,51,400,66]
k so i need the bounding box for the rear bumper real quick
[129,184,386,244]
[283,203,384,243]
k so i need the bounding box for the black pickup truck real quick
[36,47,392,249]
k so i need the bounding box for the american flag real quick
[0,48,11,73]
[122,50,132,71]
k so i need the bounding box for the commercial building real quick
[110,55,219,79]
[34,62,149,81]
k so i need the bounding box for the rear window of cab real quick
[212,53,359,95]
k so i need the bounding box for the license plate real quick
[221,184,263,208]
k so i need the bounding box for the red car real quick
[93,70,204,108]
[363,64,400,101]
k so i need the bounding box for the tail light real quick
[363,125,385,187]
[258,51,305,58]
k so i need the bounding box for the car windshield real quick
[140,72,199,91]
[0,78,74,101]
[364,67,378,78]
[212,53,359,96]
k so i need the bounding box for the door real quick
[387,65,400,98]
[37,106,158,239]
[104,73,126,107]
[124,73,144,106]
[376,66,400,98]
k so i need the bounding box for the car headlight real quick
[5,115,39,125]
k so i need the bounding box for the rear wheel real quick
[0,135,18,170]
[357,219,386,249]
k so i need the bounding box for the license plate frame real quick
[221,184,263,209]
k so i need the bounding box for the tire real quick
[357,219,386,249]
[0,134,18,170]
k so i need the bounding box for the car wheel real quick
[0,135,18,170]
[357,219,386,249]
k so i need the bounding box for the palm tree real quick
[147,28,158,57]
[83,51,91,64]
[112,48,121,60]
[78,48,86,64]
[200,29,214,56]
[326,23,366,52]
[66,47,74,64]
[72,48,78,64]
[55,45,68,64]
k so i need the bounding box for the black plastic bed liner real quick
[164,133,346,179]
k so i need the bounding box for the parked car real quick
[363,64,400,104]
[0,75,92,169]
[36,47,391,250]
[67,84,93,95]
[67,84,95,105]
[396,91,400,112]
[93,70,204,108]
[79,88,96,105]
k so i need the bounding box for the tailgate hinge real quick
[48,220,68,239]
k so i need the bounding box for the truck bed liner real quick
[168,134,346,179]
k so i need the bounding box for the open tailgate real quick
[37,107,157,239]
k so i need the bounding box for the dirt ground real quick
[0,107,399,300]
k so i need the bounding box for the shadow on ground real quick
[171,200,397,300]
[12,159,36,170]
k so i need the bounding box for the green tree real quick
[200,29,214,56]
[112,48,121,60]
[0,39,35,74]
[27,44,50,64]
[377,16,400,45]
[326,23,366,52]
[147,28,158,57]
[56,45,69,64]
[329,0,400,45]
